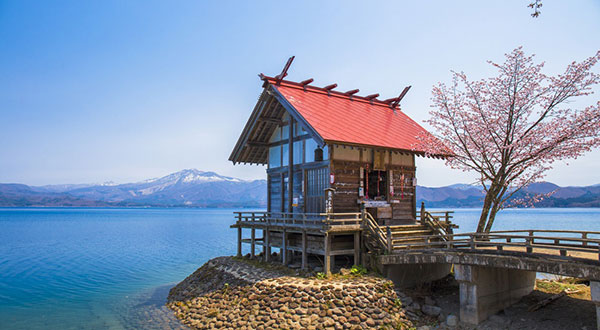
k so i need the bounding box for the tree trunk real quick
[477,183,502,233]
[476,192,494,233]
[484,199,501,233]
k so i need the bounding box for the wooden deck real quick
[232,211,364,273]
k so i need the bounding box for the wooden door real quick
[305,167,328,214]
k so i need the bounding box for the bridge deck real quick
[383,229,600,280]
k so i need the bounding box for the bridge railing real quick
[392,230,600,262]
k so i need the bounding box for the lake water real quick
[1,207,600,329]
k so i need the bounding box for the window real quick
[269,146,281,168]
[282,144,289,166]
[364,170,387,200]
[293,140,303,164]
[269,127,281,143]
[305,139,329,163]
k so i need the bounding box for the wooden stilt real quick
[237,227,242,257]
[282,230,288,265]
[264,229,271,262]
[324,233,331,275]
[354,232,360,266]
[302,230,307,270]
[251,228,256,258]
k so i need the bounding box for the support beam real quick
[282,230,288,265]
[324,233,331,275]
[354,232,360,266]
[264,229,271,262]
[237,227,242,257]
[288,117,294,213]
[590,281,600,330]
[455,265,535,325]
[302,230,308,270]
[250,228,256,258]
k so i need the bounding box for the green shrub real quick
[350,265,368,276]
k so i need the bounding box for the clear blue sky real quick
[1,0,599,186]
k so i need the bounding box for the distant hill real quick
[1,170,598,208]
[417,182,600,208]
[0,169,267,208]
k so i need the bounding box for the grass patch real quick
[535,279,590,300]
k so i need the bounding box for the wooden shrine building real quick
[229,58,449,274]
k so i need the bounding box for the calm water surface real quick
[1,207,599,329]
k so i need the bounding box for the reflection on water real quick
[0,207,599,329]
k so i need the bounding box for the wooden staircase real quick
[389,224,436,250]
[362,209,456,254]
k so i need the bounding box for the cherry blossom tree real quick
[417,47,600,233]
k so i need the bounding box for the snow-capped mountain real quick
[0,169,266,207]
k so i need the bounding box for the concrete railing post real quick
[527,230,534,253]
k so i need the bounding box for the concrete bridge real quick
[379,229,600,327]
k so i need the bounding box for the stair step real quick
[387,225,428,231]
[392,245,432,250]
[391,230,434,236]
[392,237,429,243]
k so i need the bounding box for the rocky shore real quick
[167,256,414,329]
[167,257,597,329]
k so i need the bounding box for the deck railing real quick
[233,211,362,229]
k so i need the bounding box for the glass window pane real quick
[282,144,289,166]
[269,146,281,168]
[282,125,289,140]
[293,140,303,164]
[305,138,317,163]
[269,127,281,143]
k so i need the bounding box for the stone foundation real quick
[167,257,413,329]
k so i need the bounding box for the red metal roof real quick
[261,75,437,155]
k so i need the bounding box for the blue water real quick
[1,207,599,329]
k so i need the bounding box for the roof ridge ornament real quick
[344,89,360,100]
[300,78,314,91]
[323,83,337,96]
[388,86,412,109]
[275,56,295,85]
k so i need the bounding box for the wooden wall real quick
[330,145,417,222]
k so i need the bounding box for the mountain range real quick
[0,169,266,208]
[0,169,599,208]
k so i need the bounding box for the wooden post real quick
[582,232,588,247]
[354,232,360,266]
[282,230,288,265]
[420,202,425,220]
[237,227,242,257]
[288,118,294,214]
[250,228,256,258]
[386,226,392,252]
[302,230,307,270]
[324,234,331,275]
[264,230,271,262]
